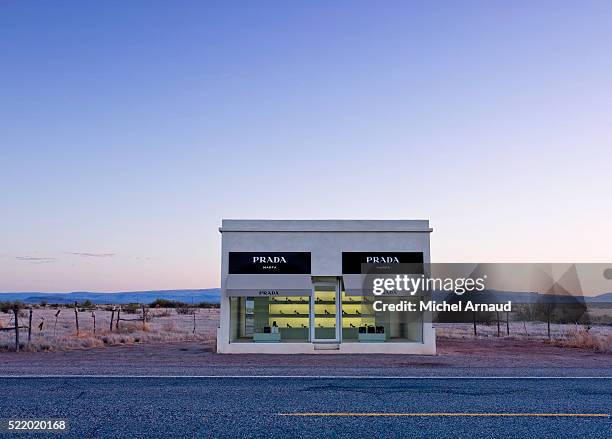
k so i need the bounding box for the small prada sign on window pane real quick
[229,252,311,274]
[342,252,423,274]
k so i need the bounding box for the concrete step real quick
[313,343,340,350]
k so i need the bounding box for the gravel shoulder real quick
[0,337,610,377]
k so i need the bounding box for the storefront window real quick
[313,284,337,340]
[340,291,374,341]
[341,294,423,342]
[230,295,310,342]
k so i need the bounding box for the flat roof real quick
[219,219,432,233]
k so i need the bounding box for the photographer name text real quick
[373,300,513,313]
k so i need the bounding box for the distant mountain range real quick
[0,289,610,305]
[431,290,612,303]
[432,290,612,304]
[584,292,612,303]
[0,289,221,305]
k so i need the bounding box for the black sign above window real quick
[342,252,423,274]
[229,252,311,274]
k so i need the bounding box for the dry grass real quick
[435,322,612,353]
[2,306,610,354]
[0,307,219,352]
[552,328,612,352]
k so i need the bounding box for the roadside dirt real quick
[0,337,609,376]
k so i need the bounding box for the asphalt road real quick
[0,377,610,438]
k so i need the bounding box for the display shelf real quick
[268,312,373,318]
[315,300,366,305]
[273,326,309,330]
[269,313,309,318]
[358,333,386,343]
[269,299,369,305]
[266,298,374,332]
[253,333,281,343]
[270,300,310,304]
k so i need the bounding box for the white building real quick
[216,220,436,354]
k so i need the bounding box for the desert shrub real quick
[590,313,612,325]
[37,344,54,352]
[514,304,536,321]
[150,299,218,309]
[120,303,141,314]
[522,301,589,324]
[197,302,219,309]
[153,309,172,317]
[116,322,147,333]
[79,337,102,349]
[0,301,23,313]
[150,299,179,308]
[556,329,612,352]
[176,305,195,315]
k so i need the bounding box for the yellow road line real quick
[278,413,610,418]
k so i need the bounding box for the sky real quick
[1,1,611,292]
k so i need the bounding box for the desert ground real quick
[1,305,611,351]
[0,306,610,376]
[0,306,218,351]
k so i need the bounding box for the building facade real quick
[217,220,436,354]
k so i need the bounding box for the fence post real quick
[506,311,510,336]
[547,304,551,339]
[496,311,500,337]
[141,305,146,330]
[92,311,96,334]
[28,308,33,343]
[74,301,79,336]
[116,307,121,330]
[13,305,20,351]
[110,307,115,331]
[472,311,477,336]
[193,313,196,334]
[54,309,61,337]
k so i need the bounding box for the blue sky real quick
[1,1,611,291]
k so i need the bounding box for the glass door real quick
[311,279,340,342]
